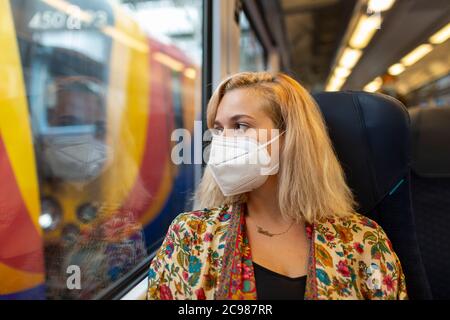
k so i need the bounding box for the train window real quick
[239,10,266,71]
[2,0,203,299]
[406,73,450,107]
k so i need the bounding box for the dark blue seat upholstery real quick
[409,106,450,300]
[312,91,432,300]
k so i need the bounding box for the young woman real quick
[147,72,408,300]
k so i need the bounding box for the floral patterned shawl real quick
[147,203,408,300]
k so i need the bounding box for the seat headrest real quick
[312,91,410,214]
[409,106,450,178]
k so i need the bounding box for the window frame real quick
[239,4,268,70]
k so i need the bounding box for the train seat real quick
[312,91,432,300]
[409,106,450,300]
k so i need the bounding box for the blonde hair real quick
[196,71,356,223]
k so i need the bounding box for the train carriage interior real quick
[0,0,449,301]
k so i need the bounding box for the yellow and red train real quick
[0,0,200,299]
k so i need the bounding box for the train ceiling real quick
[258,0,357,90]
[341,0,450,93]
[120,0,449,94]
[260,0,449,92]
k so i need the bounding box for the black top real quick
[253,262,306,300]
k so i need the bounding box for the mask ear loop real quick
[256,130,286,149]
[256,130,286,175]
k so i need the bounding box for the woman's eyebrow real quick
[213,114,255,127]
[229,114,255,122]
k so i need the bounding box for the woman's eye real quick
[236,123,249,132]
[212,127,223,135]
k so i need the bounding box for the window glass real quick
[3,0,202,299]
[239,10,266,71]
[405,74,450,107]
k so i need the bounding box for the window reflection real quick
[4,0,202,299]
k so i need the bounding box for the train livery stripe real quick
[0,261,44,296]
[101,1,151,216]
[0,284,45,300]
[0,137,44,273]
[103,2,175,226]
[126,46,176,224]
[0,0,45,296]
[0,136,44,293]
[0,0,42,235]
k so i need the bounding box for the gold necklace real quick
[256,221,295,237]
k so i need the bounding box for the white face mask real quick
[207,131,284,196]
[41,134,111,182]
